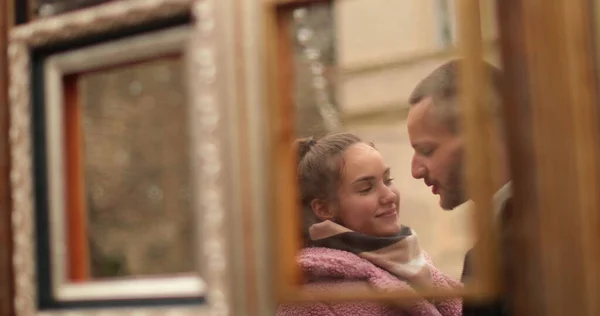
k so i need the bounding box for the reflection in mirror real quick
[77,58,194,280]
[279,0,502,307]
[65,58,194,282]
[290,3,340,137]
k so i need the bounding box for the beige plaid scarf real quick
[308,220,433,289]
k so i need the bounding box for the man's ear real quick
[310,198,335,221]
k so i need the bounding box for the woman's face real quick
[333,143,401,237]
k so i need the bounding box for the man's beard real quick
[440,160,467,210]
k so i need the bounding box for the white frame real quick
[44,25,206,302]
[8,0,237,315]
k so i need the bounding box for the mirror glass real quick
[75,57,194,280]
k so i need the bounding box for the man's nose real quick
[411,156,426,179]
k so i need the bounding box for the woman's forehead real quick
[341,144,387,179]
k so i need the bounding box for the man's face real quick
[407,97,467,210]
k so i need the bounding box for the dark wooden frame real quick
[0,0,14,314]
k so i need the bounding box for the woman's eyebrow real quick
[352,176,375,184]
[352,168,391,184]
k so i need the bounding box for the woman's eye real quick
[384,178,395,185]
[359,187,372,193]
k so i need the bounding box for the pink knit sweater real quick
[277,247,462,316]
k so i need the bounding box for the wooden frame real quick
[10,0,30,25]
[224,0,277,314]
[264,0,501,304]
[7,0,237,315]
[493,1,536,314]
[0,1,14,316]
[495,0,600,315]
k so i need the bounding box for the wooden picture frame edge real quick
[0,1,14,316]
[495,0,600,315]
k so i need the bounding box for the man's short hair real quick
[408,59,503,133]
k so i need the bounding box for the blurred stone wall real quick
[81,58,195,278]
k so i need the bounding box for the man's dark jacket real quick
[461,198,515,316]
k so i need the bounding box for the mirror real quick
[42,26,204,303]
[79,57,194,280]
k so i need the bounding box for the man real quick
[406,59,513,316]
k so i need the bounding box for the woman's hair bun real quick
[294,137,316,163]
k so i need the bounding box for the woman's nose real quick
[379,185,397,204]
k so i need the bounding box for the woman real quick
[277,132,462,316]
